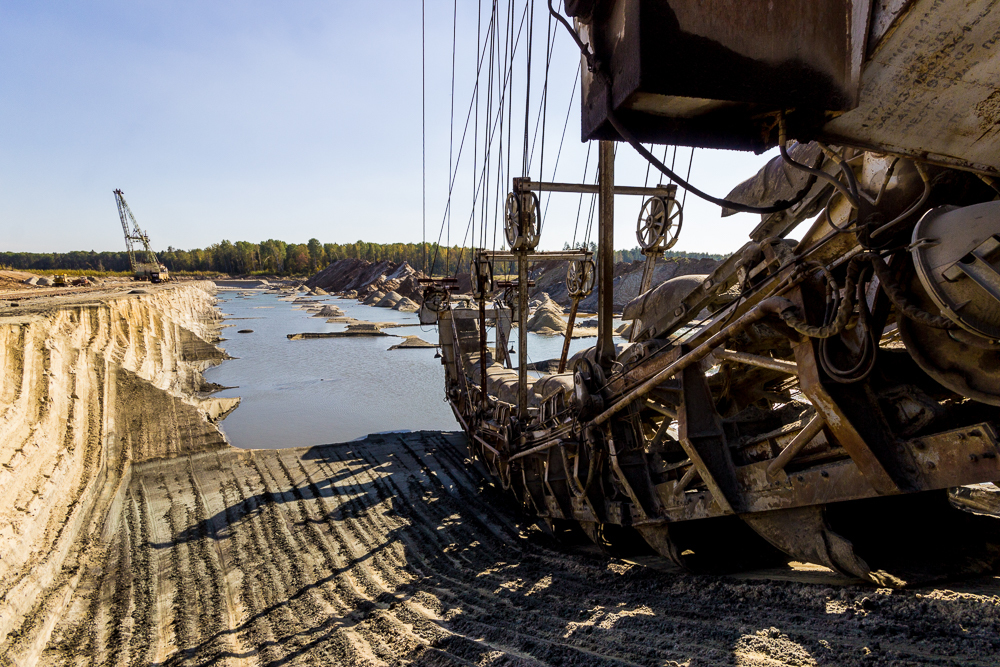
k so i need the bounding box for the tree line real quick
[563,242,727,264]
[0,240,478,276]
[1,239,726,277]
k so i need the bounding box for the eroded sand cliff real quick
[0,282,236,664]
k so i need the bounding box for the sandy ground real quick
[34,431,1000,667]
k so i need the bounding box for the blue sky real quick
[1,1,777,255]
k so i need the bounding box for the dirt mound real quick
[375,291,403,308]
[362,290,386,305]
[526,293,567,335]
[394,297,420,312]
[307,258,425,299]
[313,304,346,318]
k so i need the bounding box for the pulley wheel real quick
[505,191,541,250]
[504,193,520,249]
[566,258,595,298]
[421,285,449,312]
[636,196,682,251]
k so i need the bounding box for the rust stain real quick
[975,89,1000,130]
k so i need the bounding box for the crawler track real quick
[36,432,1000,666]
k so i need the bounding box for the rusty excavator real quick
[421,0,1000,586]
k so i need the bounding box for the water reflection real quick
[205,290,601,448]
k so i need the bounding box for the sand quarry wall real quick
[0,282,236,664]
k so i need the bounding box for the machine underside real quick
[423,0,1000,586]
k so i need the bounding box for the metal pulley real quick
[505,191,541,251]
[472,254,494,300]
[419,285,450,324]
[636,196,682,251]
[566,258,596,298]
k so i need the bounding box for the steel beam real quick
[488,250,592,263]
[517,250,529,419]
[516,179,677,198]
[597,140,616,367]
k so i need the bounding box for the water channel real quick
[206,290,607,448]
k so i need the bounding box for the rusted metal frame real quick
[643,399,676,419]
[790,333,901,495]
[650,208,858,347]
[598,236,865,417]
[509,431,572,461]
[676,362,742,514]
[650,423,1000,523]
[908,423,1000,489]
[569,441,608,522]
[526,421,574,442]
[592,297,792,426]
[714,349,799,374]
[450,307,507,319]
[733,424,1000,518]
[557,296,581,373]
[639,249,663,296]
[606,430,662,520]
[739,417,811,447]
[448,399,468,432]
[521,461,551,517]
[478,293,488,412]
[517,250,529,420]
[817,131,1000,180]
[488,250,593,262]
[606,267,790,396]
[672,466,699,497]
[648,412,673,449]
[542,449,576,518]
[516,178,677,198]
[495,305,514,368]
[765,413,826,478]
[450,313,472,402]
[630,248,754,344]
[597,140,617,368]
[471,430,502,456]
[605,347,683,398]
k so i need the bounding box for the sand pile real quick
[362,290,386,305]
[526,293,567,335]
[394,297,420,312]
[375,291,403,308]
[313,304,346,318]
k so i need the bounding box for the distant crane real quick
[114,189,169,283]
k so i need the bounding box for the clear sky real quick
[0,1,777,256]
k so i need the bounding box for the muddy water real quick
[206,291,600,448]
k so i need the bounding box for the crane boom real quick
[113,189,168,282]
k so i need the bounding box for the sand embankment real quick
[0,282,237,665]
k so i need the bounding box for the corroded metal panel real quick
[578,0,870,147]
[822,0,1000,174]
